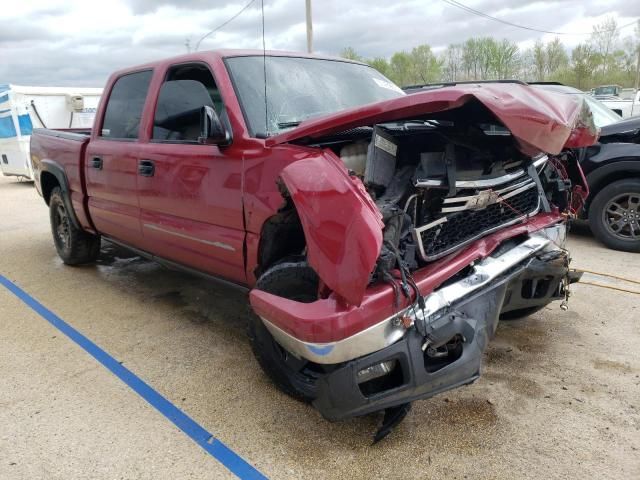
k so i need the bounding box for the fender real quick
[278,151,384,306]
[39,159,82,230]
[586,158,640,188]
[583,137,640,184]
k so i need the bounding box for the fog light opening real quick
[357,360,396,383]
[357,359,403,397]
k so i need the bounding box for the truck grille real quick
[413,181,541,261]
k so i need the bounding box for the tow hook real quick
[560,274,570,311]
[562,267,584,311]
[372,403,412,444]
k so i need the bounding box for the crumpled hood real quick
[269,83,600,307]
[266,83,599,154]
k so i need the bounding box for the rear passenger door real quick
[136,62,246,284]
[85,70,152,247]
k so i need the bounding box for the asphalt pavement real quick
[1,175,638,479]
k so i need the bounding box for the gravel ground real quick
[0,175,638,479]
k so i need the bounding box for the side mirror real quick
[612,108,623,117]
[199,105,230,145]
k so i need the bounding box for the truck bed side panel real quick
[30,129,93,230]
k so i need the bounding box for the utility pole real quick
[305,0,313,53]
[185,38,191,53]
[635,44,640,92]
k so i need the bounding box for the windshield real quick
[225,55,405,137]
[581,94,622,127]
[593,86,619,97]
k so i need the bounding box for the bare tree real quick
[442,44,463,82]
[591,17,620,78]
[545,38,569,77]
[533,40,545,80]
[340,47,363,62]
[572,43,597,89]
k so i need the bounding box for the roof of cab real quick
[108,49,366,78]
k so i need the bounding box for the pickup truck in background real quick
[30,50,598,439]
[596,88,640,119]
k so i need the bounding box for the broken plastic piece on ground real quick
[372,402,412,444]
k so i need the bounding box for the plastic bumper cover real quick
[313,234,571,421]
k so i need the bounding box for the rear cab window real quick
[100,70,153,140]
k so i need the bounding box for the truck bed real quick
[30,127,93,231]
[32,128,92,141]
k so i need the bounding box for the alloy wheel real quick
[602,193,640,240]
[55,204,71,248]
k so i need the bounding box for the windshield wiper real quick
[277,120,302,128]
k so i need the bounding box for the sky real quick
[1,0,639,87]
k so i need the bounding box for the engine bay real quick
[309,119,576,291]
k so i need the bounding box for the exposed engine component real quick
[339,141,368,176]
[327,120,575,287]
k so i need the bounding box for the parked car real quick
[30,51,596,438]
[532,83,640,252]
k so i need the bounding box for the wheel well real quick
[255,206,306,278]
[586,171,640,217]
[41,171,60,205]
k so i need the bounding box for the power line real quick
[195,0,257,51]
[441,0,638,36]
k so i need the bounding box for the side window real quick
[100,70,153,139]
[152,64,222,142]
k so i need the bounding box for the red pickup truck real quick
[30,50,597,437]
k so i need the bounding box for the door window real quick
[100,70,153,140]
[152,64,222,142]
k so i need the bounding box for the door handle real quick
[138,159,155,177]
[91,156,103,170]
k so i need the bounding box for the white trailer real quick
[0,84,102,180]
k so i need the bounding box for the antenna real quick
[195,0,257,51]
[261,0,268,136]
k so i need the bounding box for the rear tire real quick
[588,179,640,253]
[248,259,322,402]
[49,187,101,265]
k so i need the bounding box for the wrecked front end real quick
[250,84,596,427]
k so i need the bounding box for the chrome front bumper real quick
[261,224,566,365]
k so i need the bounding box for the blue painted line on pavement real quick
[0,274,268,480]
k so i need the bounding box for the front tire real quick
[248,260,323,402]
[588,179,640,253]
[49,187,101,265]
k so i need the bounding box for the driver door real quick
[136,62,245,284]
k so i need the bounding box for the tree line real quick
[341,18,640,91]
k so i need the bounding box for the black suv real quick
[531,83,640,253]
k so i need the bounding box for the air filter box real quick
[364,126,397,189]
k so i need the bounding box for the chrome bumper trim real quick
[261,226,564,365]
[415,155,548,189]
